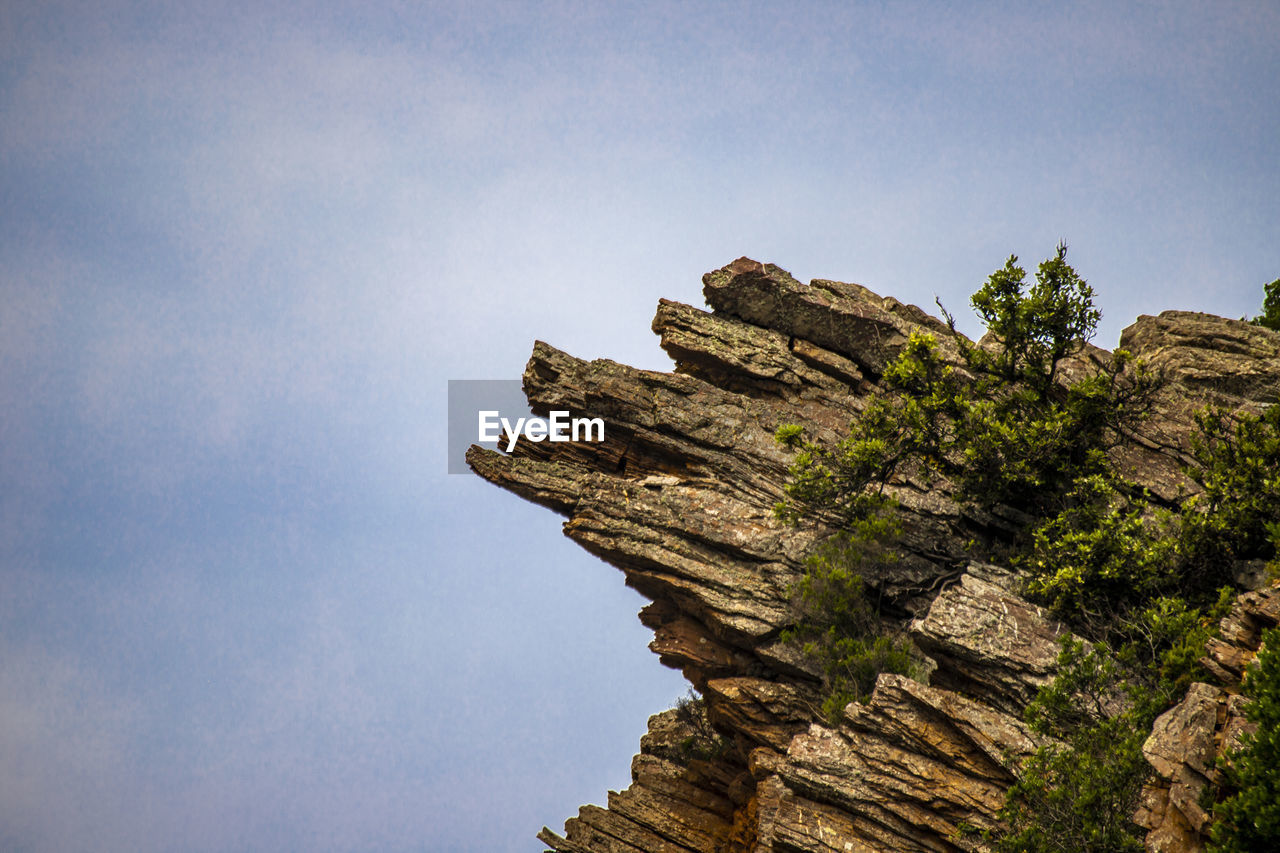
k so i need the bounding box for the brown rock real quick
[701,677,815,754]
[1120,311,1280,405]
[701,258,958,376]
[909,563,1067,715]
[769,674,1039,851]
[469,261,1280,853]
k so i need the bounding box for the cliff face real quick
[467,258,1280,853]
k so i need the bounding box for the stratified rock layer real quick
[468,258,1280,853]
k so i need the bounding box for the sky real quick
[2,1,1278,851]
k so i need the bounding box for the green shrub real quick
[1251,278,1280,331]
[780,513,923,722]
[1006,402,1278,851]
[1181,403,1280,570]
[1020,475,1178,624]
[775,246,1158,526]
[1210,627,1280,852]
[937,245,1158,513]
[993,636,1151,853]
[952,245,1100,392]
[773,248,1271,846]
[1022,401,1279,632]
[1137,588,1234,697]
[993,594,1229,853]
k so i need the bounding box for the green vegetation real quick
[1021,474,1178,623]
[1183,403,1280,568]
[955,246,1099,391]
[1252,278,1280,331]
[670,689,729,764]
[778,513,923,723]
[993,592,1231,853]
[774,248,1280,851]
[1210,627,1280,852]
[1024,401,1280,632]
[776,244,1158,525]
[994,637,1153,853]
[998,393,1277,852]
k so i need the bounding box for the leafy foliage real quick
[780,513,923,722]
[1024,402,1280,629]
[1137,588,1235,697]
[993,593,1230,853]
[1006,400,1278,851]
[949,245,1100,392]
[1021,475,1179,624]
[994,638,1152,853]
[1181,403,1280,566]
[938,245,1158,513]
[1252,278,1280,331]
[775,245,1158,525]
[1210,627,1280,852]
[774,330,967,522]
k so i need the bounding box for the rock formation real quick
[468,258,1280,853]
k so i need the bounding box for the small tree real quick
[1252,278,1280,331]
[994,638,1151,853]
[776,245,1157,523]
[1181,403,1280,569]
[993,592,1230,853]
[950,244,1101,392]
[1021,475,1179,624]
[1023,398,1280,628]
[774,331,962,524]
[670,689,728,764]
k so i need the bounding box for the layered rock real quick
[468,258,1280,852]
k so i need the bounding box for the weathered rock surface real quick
[469,258,1280,853]
[909,563,1067,717]
[1137,582,1280,853]
[758,674,1042,853]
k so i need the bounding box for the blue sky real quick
[2,2,1278,851]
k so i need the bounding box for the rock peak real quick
[470,261,1280,853]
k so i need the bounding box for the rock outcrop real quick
[468,258,1280,853]
[1138,584,1280,852]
